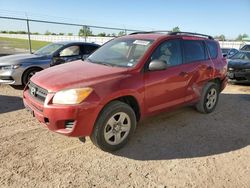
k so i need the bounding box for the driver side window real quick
[60,45,80,57]
[151,40,182,67]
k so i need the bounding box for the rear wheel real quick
[196,82,219,113]
[22,68,42,86]
[90,101,136,152]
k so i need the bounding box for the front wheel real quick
[196,82,219,113]
[22,68,42,85]
[90,101,136,152]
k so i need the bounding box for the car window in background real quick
[34,43,63,56]
[221,48,230,54]
[241,45,250,51]
[230,49,238,54]
[231,52,250,60]
[207,41,218,59]
[87,38,153,67]
[60,46,80,57]
[84,45,99,54]
[183,40,207,63]
[150,39,182,66]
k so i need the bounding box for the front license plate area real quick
[228,72,234,79]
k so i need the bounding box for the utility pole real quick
[25,13,32,54]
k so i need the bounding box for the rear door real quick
[181,39,214,102]
[144,39,190,114]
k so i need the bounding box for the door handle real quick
[179,71,189,77]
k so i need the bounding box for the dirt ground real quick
[0,83,249,188]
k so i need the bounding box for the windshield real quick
[34,43,64,55]
[87,38,153,67]
[231,51,250,60]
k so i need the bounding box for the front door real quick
[52,45,81,66]
[144,39,189,114]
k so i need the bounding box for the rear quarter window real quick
[206,41,218,59]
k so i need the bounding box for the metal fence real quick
[0,16,141,53]
[0,15,249,54]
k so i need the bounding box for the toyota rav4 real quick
[23,31,228,152]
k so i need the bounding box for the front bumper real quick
[228,69,250,81]
[0,68,23,85]
[23,87,103,137]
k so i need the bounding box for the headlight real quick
[1,64,21,70]
[52,88,93,104]
[228,67,234,71]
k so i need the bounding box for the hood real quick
[31,60,129,92]
[228,59,250,69]
[0,53,48,65]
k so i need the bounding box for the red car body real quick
[23,33,228,138]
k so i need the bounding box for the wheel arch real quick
[209,77,223,92]
[21,66,43,85]
[99,95,141,122]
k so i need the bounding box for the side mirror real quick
[223,54,227,58]
[148,60,167,71]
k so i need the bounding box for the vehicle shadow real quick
[10,85,25,90]
[228,80,250,86]
[0,95,24,114]
[114,93,250,160]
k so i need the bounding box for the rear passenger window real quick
[206,41,218,59]
[183,40,207,63]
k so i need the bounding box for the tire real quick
[195,82,219,113]
[90,101,136,152]
[22,68,42,86]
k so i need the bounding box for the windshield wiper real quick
[87,58,114,67]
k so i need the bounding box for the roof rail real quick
[129,30,171,35]
[169,32,214,40]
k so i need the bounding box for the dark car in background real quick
[221,48,238,58]
[227,51,250,82]
[240,44,250,51]
[0,42,100,85]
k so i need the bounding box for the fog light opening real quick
[44,118,49,125]
[65,120,75,129]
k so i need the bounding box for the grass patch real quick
[0,37,51,51]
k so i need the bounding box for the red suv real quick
[23,32,228,151]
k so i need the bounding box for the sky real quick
[0,0,250,39]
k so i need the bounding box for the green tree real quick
[216,34,226,41]
[45,30,51,35]
[236,33,249,41]
[118,31,125,36]
[172,26,180,32]
[97,32,106,37]
[59,33,64,35]
[68,33,73,36]
[79,26,92,36]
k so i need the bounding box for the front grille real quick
[0,76,14,80]
[28,81,48,102]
